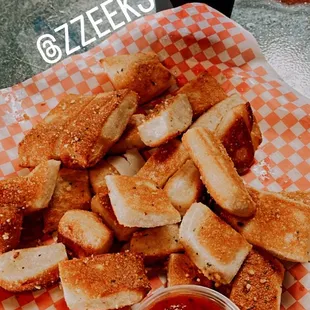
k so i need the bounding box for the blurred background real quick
[0,0,309,98]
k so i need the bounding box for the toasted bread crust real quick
[19,91,138,169]
[0,264,60,292]
[43,168,91,233]
[190,93,244,130]
[106,175,181,228]
[198,214,249,266]
[0,206,23,254]
[59,252,150,309]
[89,160,120,194]
[230,249,284,310]
[0,243,67,292]
[220,188,310,262]
[180,203,252,285]
[18,95,94,167]
[137,140,189,188]
[167,253,213,287]
[216,103,255,175]
[91,192,137,242]
[0,160,60,214]
[101,52,174,104]
[167,253,200,287]
[130,225,183,262]
[58,210,113,258]
[138,94,193,147]
[182,128,256,217]
[177,72,227,117]
[59,90,138,168]
[279,190,310,206]
[245,188,310,262]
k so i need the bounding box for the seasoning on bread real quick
[101,52,174,104]
[219,188,310,262]
[43,168,91,233]
[167,253,213,288]
[58,210,113,258]
[130,224,183,263]
[18,95,95,167]
[278,190,310,206]
[182,128,256,217]
[0,160,60,215]
[180,203,252,285]
[19,91,138,169]
[0,206,23,254]
[177,71,227,117]
[138,94,193,147]
[137,139,189,188]
[230,249,284,310]
[58,90,138,168]
[91,189,138,241]
[0,243,67,292]
[59,252,150,310]
[106,175,181,228]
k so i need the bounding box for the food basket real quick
[0,3,309,309]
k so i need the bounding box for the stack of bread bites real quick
[0,52,308,310]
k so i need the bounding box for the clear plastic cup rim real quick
[136,284,240,310]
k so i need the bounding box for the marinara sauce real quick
[147,294,224,310]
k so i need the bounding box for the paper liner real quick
[0,3,309,309]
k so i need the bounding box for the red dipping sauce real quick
[147,294,224,310]
[138,285,238,310]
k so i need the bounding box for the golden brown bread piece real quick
[43,168,91,233]
[215,103,255,175]
[230,249,284,310]
[0,160,60,215]
[0,243,67,292]
[58,210,113,258]
[136,139,189,188]
[219,188,310,262]
[180,203,252,285]
[278,190,310,206]
[190,93,262,170]
[108,114,146,155]
[58,90,138,168]
[138,94,193,147]
[167,253,213,287]
[130,225,183,263]
[164,159,203,215]
[19,90,138,169]
[19,95,95,167]
[106,175,181,228]
[190,93,244,131]
[182,128,256,217]
[101,52,174,104]
[59,252,151,310]
[89,159,119,194]
[177,71,227,117]
[0,206,23,254]
[91,190,137,241]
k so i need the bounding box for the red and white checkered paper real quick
[0,3,309,309]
